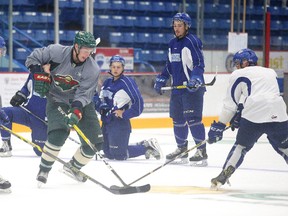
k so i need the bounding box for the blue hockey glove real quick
[208,121,226,144]
[64,108,82,127]
[230,103,244,131]
[10,91,27,107]
[99,103,110,116]
[0,109,10,125]
[187,76,203,92]
[29,64,51,98]
[154,75,167,95]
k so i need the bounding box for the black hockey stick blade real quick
[203,75,216,86]
[110,184,151,194]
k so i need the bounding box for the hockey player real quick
[95,55,162,160]
[0,73,47,157]
[25,31,103,185]
[154,12,207,166]
[0,35,11,193]
[208,48,288,189]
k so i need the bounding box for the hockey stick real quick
[20,105,81,146]
[125,126,231,186]
[0,124,144,195]
[161,75,217,91]
[57,106,150,193]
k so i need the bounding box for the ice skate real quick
[210,165,235,190]
[144,138,163,160]
[189,148,208,167]
[0,140,12,157]
[166,143,188,164]
[61,160,87,183]
[36,170,49,188]
[0,176,11,193]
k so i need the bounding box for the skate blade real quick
[190,160,208,167]
[210,182,222,191]
[59,169,86,183]
[0,152,12,157]
[37,181,44,188]
[166,158,189,165]
[0,188,12,193]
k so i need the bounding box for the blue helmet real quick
[109,55,125,66]
[172,12,192,28]
[233,48,258,67]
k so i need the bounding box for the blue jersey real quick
[161,33,205,94]
[100,74,144,122]
[21,73,47,120]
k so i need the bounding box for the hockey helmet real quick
[172,12,192,28]
[109,55,125,66]
[233,48,258,67]
[0,36,7,56]
[74,31,96,48]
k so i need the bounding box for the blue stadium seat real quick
[34,30,49,42]
[135,16,152,28]
[151,50,167,62]
[111,0,126,10]
[14,48,30,61]
[111,16,125,27]
[204,19,218,29]
[65,30,79,41]
[218,19,230,30]
[271,36,283,47]
[59,0,70,8]
[166,34,174,42]
[94,15,112,26]
[125,16,137,26]
[122,32,137,43]
[141,50,153,62]
[124,1,135,11]
[137,33,151,43]
[109,32,123,43]
[248,35,262,47]
[271,20,282,31]
[165,2,179,12]
[12,11,23,23]
[186,3,197,13]
[151,2,166,12]
[94,0,111,10]
[135,1,152,12]
[151,33,166,44]
[152,17,166,28]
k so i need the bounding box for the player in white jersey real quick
[207,48,288,189]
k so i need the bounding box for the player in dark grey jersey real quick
[25,31,104,186]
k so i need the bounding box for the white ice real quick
[0,128,287,216]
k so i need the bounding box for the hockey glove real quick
[230,103,244,131]
[154,75,167,95]
[187,76,203,92]
[10,91,27,107]
[208,121,226,144]
[65,108,82,127]
[30,65,51,98]
[0,109,10,125]
[99,103,110,116]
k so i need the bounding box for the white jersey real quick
[219,66,288,124]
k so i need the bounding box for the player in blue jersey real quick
[0,35,12,193]
[0,73,47,157]
[208,48,288,189]
[154,12,207,166]
[94,55,162,160]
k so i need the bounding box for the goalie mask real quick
[233,48,258,68]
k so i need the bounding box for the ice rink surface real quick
[0,128,287,216]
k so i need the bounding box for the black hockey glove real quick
[10,91,27,107]
[230,103,244,131]
[99,103,110,116]
[29,64,51,98]
[208,121,226,144]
